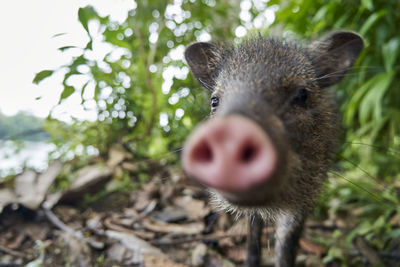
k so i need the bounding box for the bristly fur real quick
[209,36,339,214]
[184,31,363,266]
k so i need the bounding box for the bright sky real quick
[0,0,275,122]
[0,0,135,120]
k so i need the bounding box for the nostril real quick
[240,143,259,163]
[192,141,213,163]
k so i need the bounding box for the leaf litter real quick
[0,145,397,266]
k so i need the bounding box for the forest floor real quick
[0,147,398,266]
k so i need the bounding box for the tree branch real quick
[133,27,158,138]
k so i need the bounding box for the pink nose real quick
[182,115,277,192]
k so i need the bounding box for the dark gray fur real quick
[184,32,363,266]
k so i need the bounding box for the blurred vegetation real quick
[0,111,49,141]
[36,0,242,160]
[33,0,400,264]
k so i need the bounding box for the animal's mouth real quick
[217,181,283,207]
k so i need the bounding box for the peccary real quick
[182,31,363,266]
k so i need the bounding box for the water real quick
[0,140,55,177]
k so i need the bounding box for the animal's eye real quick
[211,95,220,110]
[291,86,308,108]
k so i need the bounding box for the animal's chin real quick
[218,184,282,207]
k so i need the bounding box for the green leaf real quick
[78,6,98,34]
[372,215,386,230]
[344,76,376,124]
[361,0,374,11]
[358,71,394,124]
[33,70,54,84]
[80,81,90,103]
[58,46,78,52]
[323,247,344,264]
[85,40,93,50]
[59,86,75,103]
[359,9,387,36]
[51,32,67,38]
[382,37,400,71]
[94,84,100,102]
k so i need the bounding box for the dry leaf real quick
[299,238,326,255]
[142,217,205,235]
[106,230,165,256]
[173,196,210,220]
[144,254,189,267]
[107,146,127,169]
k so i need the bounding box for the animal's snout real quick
[182,115,277,192]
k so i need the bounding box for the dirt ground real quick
[0,154,398,266]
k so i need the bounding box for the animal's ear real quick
[185,42,223,90]
[308,31,363,88]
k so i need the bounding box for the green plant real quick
[33,1,400,264]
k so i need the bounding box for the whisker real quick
[328,170,384,203]
[310,38,362,62]
[310,67,379,82]
[343,141,400,155]
[198,77,214,91]
[338,156,388,191]
[171,147,184,153]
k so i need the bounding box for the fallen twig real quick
[152,232,246,246]
[42,206,81,238]
[0,244,26,259]
[42,207,104,250]
[355,236,383,265]
[103,217,155,240]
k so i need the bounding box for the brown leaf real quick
[6,231,26,250]
[191,243,208,266]
[53,206,80,224]
[159,182,176,202]
[132,192,154,212]
[304,254,324,267]
[59,232,92,267]
[389,213,400,227]
[144,254,189,267]
[142,217,205,235]
[355,236,383,265]
[224,246,247,262]
[173,196,210,220]
[142,179,161,197]
[107,243,143,265]
[104,217,155,240]
[121,161,139,172]
[152,206,188,223]
[299,238,326,255]
[107,146,128,169]
[24,223,48,241]
[106,230,165,256]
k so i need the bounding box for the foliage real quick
[264,0,400,263]
[37,0,242,160]
[34,0,400,264]
[35,0,400,166]
[267,0,400,177]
